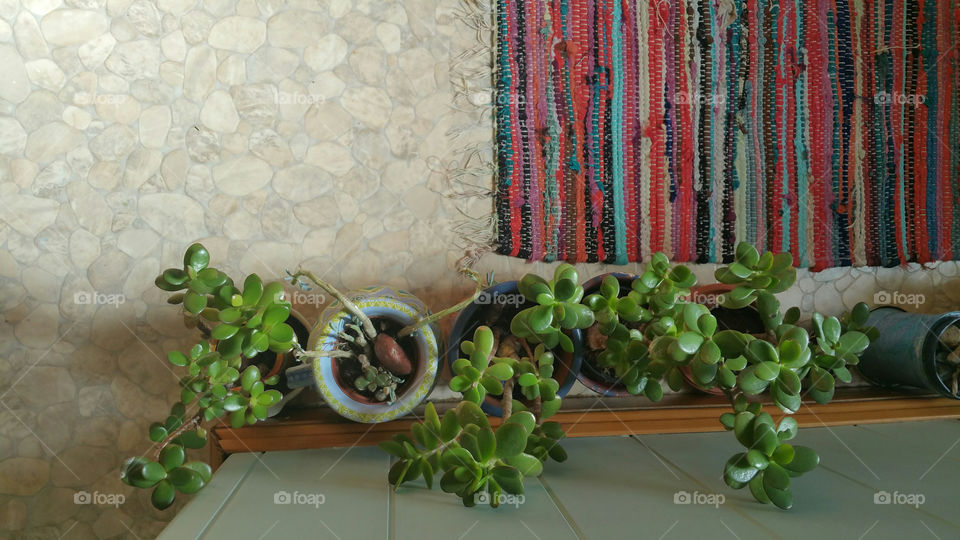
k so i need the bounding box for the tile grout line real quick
[628,435,785,540]
[386,454,395,540]
[536,474,586,540]
[196,454,262,540]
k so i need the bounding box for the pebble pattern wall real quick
[0,0,957,538]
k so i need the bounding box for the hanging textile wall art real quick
[493,0,959,269]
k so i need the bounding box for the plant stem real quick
[290,269,377,339]
[155,413,202,457]
[398,270,484,338]
[519,338,534,360]
[501,379,514,420]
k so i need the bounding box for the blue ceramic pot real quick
[287,286,442,422]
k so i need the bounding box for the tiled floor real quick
[161,419,960,539]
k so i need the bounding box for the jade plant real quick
[121,243,296,509]
[576,242,877,508]
[381,268,595,506]
[382,326,567,507]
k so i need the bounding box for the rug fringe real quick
[446,0,498,273]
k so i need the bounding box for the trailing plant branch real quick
[398,269,484,338]
[287,268,377,339]
[124,243,295,510]
[154,413,202,458]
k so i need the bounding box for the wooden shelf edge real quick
[210,395,960,461]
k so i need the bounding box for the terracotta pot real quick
[575,273,639,397]
[446,281,583,417]
[287,286,441,423]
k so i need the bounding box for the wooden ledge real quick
[209,388,960,469]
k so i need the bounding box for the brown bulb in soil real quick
[375,334,412,376]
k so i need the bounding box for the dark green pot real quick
[858,307,960,399]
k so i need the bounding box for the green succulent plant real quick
[574,242,876,509]
[383,326,567,507]
[121,243,294,509]
[510,264,595,351]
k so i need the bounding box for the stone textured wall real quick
[0,1,958,538]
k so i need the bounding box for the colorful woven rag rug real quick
[493,0,959,269]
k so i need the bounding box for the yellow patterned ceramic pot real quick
[288,286,441,423]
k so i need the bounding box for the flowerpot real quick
[286,286,442,422]
[857,307,960,399]
[679,284,766,396]
[446,281,583,416]
[576,273,639,397]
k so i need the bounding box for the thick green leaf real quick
[477,428,496,462]
[454,401,489,430]
[440,411,460,442]
[836,331,870,356]
[263,305,290,328]
[746,449,769,469]
[733,412,756,446]
[748,475,771,504]
[762,462,790,491]
[724,453,759,484]
[713,330,749,357]
[183,244,210,272]
[540,397,562,419]
[777,417,798,441]
[677,332,704,355]
[777,369,802,395]
[772,443,795,465]
[151,480,176,510]
[242,274,263,305]
[183,291,206,314]
[765,483,794,510]
[771,383,801,413]
[141,461,167,484]
[492,466,524,495]
[486,363,514,381]
[737,367,768,395]
[495,423,527,458]
[822,316,842,344]
[149,423,168,443]
[782,446,819,474]
[159,444,185,471]
[211,324,239,340]
[747,340,779,365]
[691,357,718,385]
[502,453,543,477]
[755,361,781,381]
[753,423,779,456]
